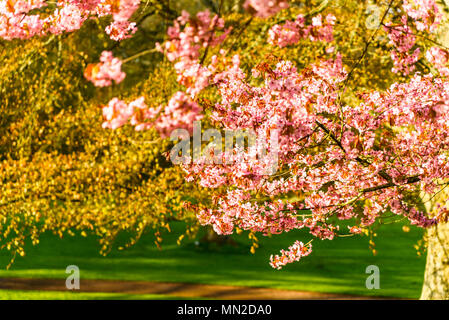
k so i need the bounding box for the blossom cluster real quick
[183,55,350,245]
[402,0,441,33]
[426,46,449,76]
[268,13,336,47]
[384,0,442,75]
[101,92,203,137]
[157,9,231,98]
[0,0,140,41]
[84,51,126,87]
[243,0,289,18]
[270,241,312,270]
[384,16,421,75]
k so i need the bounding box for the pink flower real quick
[111,0,140,22]
[270,241,312,270]
[105,20,137,41]
[102,98,133,129]
[348,226,363,234]
[84,51,126,87]
[402,0,441,32]
[268,13,336,47]
[0,0,139,41]
[243,0,289,18]
[426,47,449,76]
[155,91,203,138]
[158,10,231,98]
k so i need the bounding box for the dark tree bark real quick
[200,226,238,246]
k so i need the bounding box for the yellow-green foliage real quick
[0,13,209,266]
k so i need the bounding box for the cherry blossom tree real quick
[2,0,449,298]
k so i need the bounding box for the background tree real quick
[0,1,214,266]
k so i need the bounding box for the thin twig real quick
[122,48,159,63]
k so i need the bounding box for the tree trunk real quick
[200,226,238,246]
[421,222,449,299]
[420,1,449,300]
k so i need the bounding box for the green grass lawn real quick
[0,290,188,300]
[0,221,426,299]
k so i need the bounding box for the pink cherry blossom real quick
[426,46,449,76]
[270,241,312,270]
[84,51,126,87]
[243,0,289,18]
[268,14,336,47]
[0,0,139,41]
